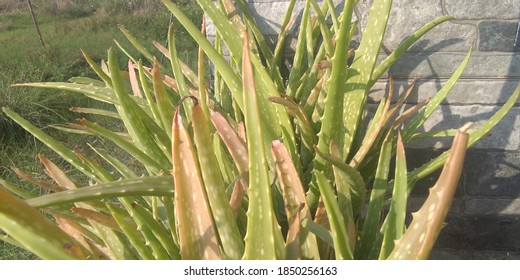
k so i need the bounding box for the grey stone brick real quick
[405,105,520,150]
[434,214,520,252]
[464,151,520,197]
[430,249,520,260]
[444,0,520,20]
[368,78,520,106]
[387,53,520,78]
[479,21,520,52]
[465,198,520,215]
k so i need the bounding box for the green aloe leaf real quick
[402,48,472,141]
[314,171,353,260]
[0,187,86,259]
[172,101,221,260]
[271,140,320,260]
[242,32,280,260]
[389,126,469,259]
[26,176,174,208]
[356,131,394,259]
[191,97,244,259]
[379,132,408,259]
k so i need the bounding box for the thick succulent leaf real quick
[370,15,454,87]
[107,48,171,170]
[70,207,121,231]
[409,81,520,186]
[191,98,244,259]
[340,0,392,160]
[0,176,39,199]
[356,131,394,259]
[242,33,279,260]
[172,103,221,260]
[12,82,118,105]
[107,203,154,260]
[26,176,174,208]
[389,126,469,260]
[152,59,175,138]
[271,140,320,260]
[0,187,86,259]
[314,171,353,260]
[402,48,472,141]
[379,132,408,259]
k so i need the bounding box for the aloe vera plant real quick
[1,0,519,260]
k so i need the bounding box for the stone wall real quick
[209,0,520,259]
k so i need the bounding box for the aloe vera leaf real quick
[189,98,244,259]
[54,217,111,259]
[106,203,154,260]
[153,41,200,89]
[75,151,117,183]
[68,76,105,87]
[162,0,242,107]
[11,81,118,105]
[285,205,302,259]
[379,132,408,259]
[271,140,320,260]
[241,33,279,260]
[25,176,174,208]
[402,48,472,141]
[389,127,469,260]
[127,60,143,98]
[118,25,155,64]
[69,107,120,119]
[356,131,394,259]
[235,0,277,72]
[71,207,121,231]
[87,144,138,179]
[108,48,171,169]
[269,96,317,148]
[301,218,334,249]
[409,82,520,186]
[172,103,221,260]
[80,49,111,86]
[5,167,51,199]
[2,107,99,181]
[286,0,311,98]
[338,0,392,162]
[168,24,190,99]
[315,0,356,164]
[409,129,460,140]
[0,187,86,259]
[136,61,162,125]
[118,198,171,260]
[152,59,175,139]
[38,154,77,189]
[211,110,249,186]
[314,171,353,260]
[77,119,161,174]
[370,15,454,87]
[124,201,181,259]
[308,0,334,56]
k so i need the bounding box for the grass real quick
[0,0,201,259]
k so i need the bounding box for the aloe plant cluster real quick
[1,0,519,260]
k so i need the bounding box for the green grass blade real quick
[2,107,99,181]
[26,176,174,208]
[0,187,86,259]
